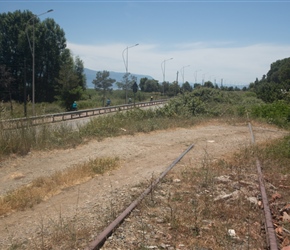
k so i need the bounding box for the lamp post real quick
[122,43,139,103]
[161,58,173,96]
[26,9,53,116]
[180,65,190,84]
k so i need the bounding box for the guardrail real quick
[0,99,168,130]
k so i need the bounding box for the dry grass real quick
[4,137,290,249]
[102,141,290,249]
[0,157,119,216]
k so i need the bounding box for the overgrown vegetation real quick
[3,87,290,160]
[249,57,290,103]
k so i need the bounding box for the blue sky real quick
[1,0,290,86]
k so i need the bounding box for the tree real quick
[204,81,214,88]
[74,56,86,90]
[143,79,159,92]
[139,77,148,91]
[116,73,136,103]
[0,10,67,103]
[0,65,14,112]
[168,81,180,97]
[181,81,192,93]
[161,81,170,95]
[55,49,83,110]
[251,57,290,103]
[33,18,67,102]
[194,83,202,89]
[93,70,116,106]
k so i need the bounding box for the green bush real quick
[250,100,290,127]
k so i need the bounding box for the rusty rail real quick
[84,143,194,250]
[248,122,279,250]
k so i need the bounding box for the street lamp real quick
[122,43,139,103]
[180,65,190,84]
[161,58,173,96]
[26,9,53,116]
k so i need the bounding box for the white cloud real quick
[67,41,290,86]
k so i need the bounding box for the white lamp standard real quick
[161,58,173,96]
[26,9,53,116]
[122,43,139,103]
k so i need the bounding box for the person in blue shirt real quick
[106,98,111,107]
[72,101,77,111]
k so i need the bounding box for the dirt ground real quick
[0,121,288,249]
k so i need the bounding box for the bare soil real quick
[0,121,288,249]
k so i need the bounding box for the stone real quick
[228,229,236,238]
[247,196,258,205]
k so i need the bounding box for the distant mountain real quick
[84,68,153,89]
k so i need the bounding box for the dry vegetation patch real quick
[102,145,289,250]
[0,157,119,216]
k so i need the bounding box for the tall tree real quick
[0,10,67,103]
[139,77,148,92]
[143,79,159,92]
[74,56,86,90]
[33,18,67,102]
[55,49,83,110]
[93,70,116,106]
[168,81,180,97]
[204,81,214,88]
[181,81,193,93]
[251,57,290,103]
[0,65,14,112]
[116,73,136,103]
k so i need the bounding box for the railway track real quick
[248,122,279,250]
[83,122,282,250]
[85,144,195,250]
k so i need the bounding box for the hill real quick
[84,68,153,89]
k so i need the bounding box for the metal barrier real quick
[0,99,168,130]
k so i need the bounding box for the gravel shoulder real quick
[0,121,288,249]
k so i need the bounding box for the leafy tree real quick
[55,49,83,110]
[167,81,180,97]
[139,77,160,93]
[116,73,136,103]
[204,81,214,88]
[181,81,192,93]
[251,57,290,103]
[0,10,67,103]
[139,77,148,91]
[194,83,202,89]
[0,65,14,111]
[74,56,86,90]
[161,81,170,95]
[33,18,67,102]
[0,10,28,102]
[93,70,116,106]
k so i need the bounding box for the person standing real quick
[72,101,77,111]
[106,98,111,106]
